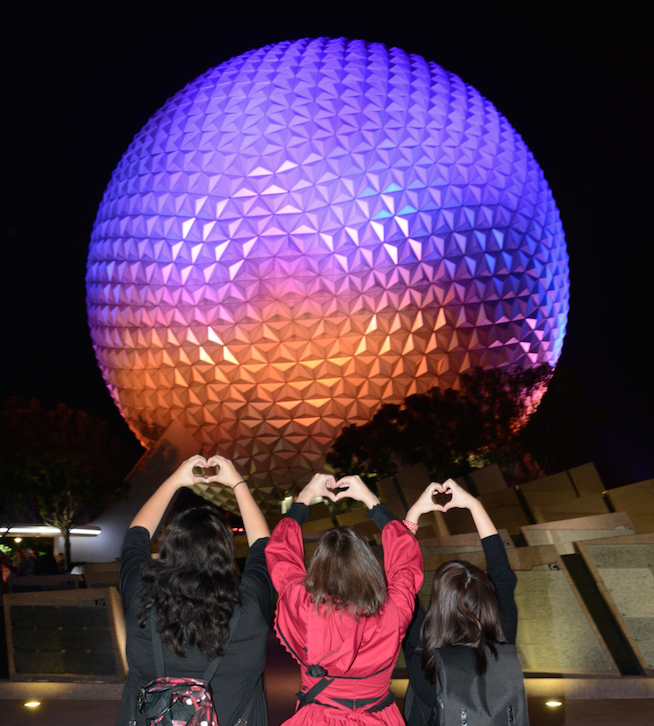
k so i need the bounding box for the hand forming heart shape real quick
[192,464,221,479]
[432,481,453,509]
[324,476,355,502]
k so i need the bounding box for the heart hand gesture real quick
[434,478,477,512]
[296,473,337,505]
[327,475,380,509]
[169,454,213,489]
[405,477,497,539]
[204,453,245,490]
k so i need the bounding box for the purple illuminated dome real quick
[86,38,569,511]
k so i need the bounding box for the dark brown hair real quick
[305,526,386,618]
[420,559,506,680]
[137,507,240,658]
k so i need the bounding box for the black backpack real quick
[429,644,529,726]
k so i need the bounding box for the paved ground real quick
[2,634,653,725]
[4,696,654,726]
[6,697,654,726]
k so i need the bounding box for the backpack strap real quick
[277,622,394,712]
[150,611,166,678]
[202,604,241,683]
[297,682,394,712]
[296,676,335,709]
[149,604,242,681]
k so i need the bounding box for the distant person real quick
[1,554,11,583]
[266,473,440,726]
[403,479,526,726]
[57,553,68,573]
[18,548,39,576]
[10,549,22,575]
[39,552,58,575]
[117,454,273,726]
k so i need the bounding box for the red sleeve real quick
[383,520,424,627]
[265,516,307,596]
[265,517,312,666]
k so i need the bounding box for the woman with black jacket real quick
[117,454,273,726]
[402,478,519,726]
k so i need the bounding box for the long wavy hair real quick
[137,506,240,658]
[305,526,387,619]
[421,559,506,680]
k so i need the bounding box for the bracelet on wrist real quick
[402,519,419,532]
[232,480,247,491]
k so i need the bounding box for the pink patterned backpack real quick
[131,606,252,726]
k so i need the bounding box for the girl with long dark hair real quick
[403,478,522,726]
[265,473,442,726]
[117,454,273,726]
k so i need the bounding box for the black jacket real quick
[403,534,518,726]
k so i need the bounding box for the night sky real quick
[2,2,652,488]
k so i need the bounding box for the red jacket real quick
[265,504,424,725]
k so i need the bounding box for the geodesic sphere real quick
[86,38,569,511]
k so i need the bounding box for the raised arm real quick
[404,482,442,534]
[129,454,209,537]
[436,479,516,639]
[266,473,336,596]
[439,478,498,539]
[205,454,270,546]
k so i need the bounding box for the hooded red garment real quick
[265,509,423,726]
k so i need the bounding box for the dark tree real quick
[520,366,607,475]
[457,364,553,482]
[326,365,553,484]
[0,398,134,564]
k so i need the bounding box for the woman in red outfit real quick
[265,473,441,726]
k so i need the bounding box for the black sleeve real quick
[482,533,518,643]
[118,526,152,609]
[366,502,395,530]
[403,602,435,724]
[404,598,426,656]
[241,537,274,621]
[284,501,310,525]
